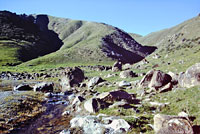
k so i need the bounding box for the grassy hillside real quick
[0,11,63,66]
[20,15,156,66]
[0,11,156,68]
[129,33,143,42]
[133,15,200,73]
[138,15,200,47]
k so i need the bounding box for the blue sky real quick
[0,0,199,35]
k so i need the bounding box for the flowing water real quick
[11,93,72,134]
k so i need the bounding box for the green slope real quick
[0,11,156,67]
[0,11,63,66]
[135,15,200,72]
[138,15,200,48]
[21,15,156,66]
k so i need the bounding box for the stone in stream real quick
[33,82,54,92]
[13,84,33,91]
[60,67,85,92]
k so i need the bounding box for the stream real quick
[11,93,72,134]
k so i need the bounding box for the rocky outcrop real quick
[60,67,85,92]
[33,82,54,92]
[178,63,200,88]
[154,114,194,134]
[139,70,172,91]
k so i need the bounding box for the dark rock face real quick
[140,70,172,90]
[154,114,194,134]
[178,63,200,88]
[33,82,54,92]
[0,11,63,63]
[102,28,157,64]
[13,84,33,91]
[60,67,85,92]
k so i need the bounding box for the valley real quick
[0,11,200,134]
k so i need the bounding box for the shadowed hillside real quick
[0,11,156,66]
[23,15,156,66]
[0,11,63,66]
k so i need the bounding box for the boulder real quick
[178,63,200,88]
[149,102,169,111]
[33,82,54,92]
[13,84,33,91]
[69,115,130,134]
[118,81,131,87]
[84,98,100,113]
[112,61,122,72]
[154,114,194,134]
[60,67,84,92]
[119,70,138,78]
[97,90,137,104]
[139,70,172,90]
[159,82,173,93]
[84,90,138,113]
[108,101,130,109]
[105,119,130,132]
[88,77,104,88]
[72,96,85,110]
[70,116,105,134]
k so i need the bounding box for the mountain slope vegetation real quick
[0,11,156,67]
[135,15,200,72]
[0,11,63,66]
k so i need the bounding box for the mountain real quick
[0,11,63,66]
[129,33,142,41]
[137,15,200,50]
[136,15,200,72]
[0,11,156,66]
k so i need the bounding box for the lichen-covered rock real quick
[154,114,194,134]
[69,115,130,134]
[178,63,200,88]
[139,70,172,90]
